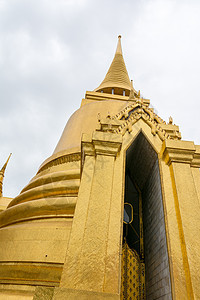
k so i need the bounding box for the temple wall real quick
[143,160,172,300]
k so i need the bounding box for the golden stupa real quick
[0,36,199,300]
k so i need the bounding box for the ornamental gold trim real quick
[121,241,146,300]
[97,102,181,141]
[38,153,81,174]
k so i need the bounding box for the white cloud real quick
[0,0,200,197]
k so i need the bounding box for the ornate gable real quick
[97,97,181,141]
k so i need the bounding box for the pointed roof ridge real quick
[0,153,12,197]
[94,36,131,96]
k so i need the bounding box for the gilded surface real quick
[59,133,123,296]
[33,287,54,300]
[38,153,81,174]
[94,36,131,95]
[121,242,145,300]
[0,36,199,300]
[97,98,181,141]
[0,154,11,197]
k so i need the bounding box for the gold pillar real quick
[162,139,200,299]
[53,131,122,299]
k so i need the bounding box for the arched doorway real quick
[121,132,172,300]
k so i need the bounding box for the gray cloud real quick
[0,0,200,197]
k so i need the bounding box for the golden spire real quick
[0,153,12,197]
[94,35,131,96]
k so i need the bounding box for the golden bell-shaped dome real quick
[0,36,135,288]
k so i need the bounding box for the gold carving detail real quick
[121,241,145,300]
[38,153,81,174]
[97,102,181,141]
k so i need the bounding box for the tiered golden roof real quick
[94,35,131,96]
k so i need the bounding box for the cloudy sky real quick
[0,0,200,198]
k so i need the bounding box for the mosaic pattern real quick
[121,241,145,300]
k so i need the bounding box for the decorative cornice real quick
[81,131,122,160]
[92,131,122,157]
[161,140,196,165]
[191,145,200,167]
[81,134,95,156]
[84,90,150,105]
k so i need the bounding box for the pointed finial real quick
[131,79,133,88]
[116,35,122,54]
[0,153,12,197]
[129,80,135,100]
[169,116,173,124]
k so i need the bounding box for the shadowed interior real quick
[125,132,172,299]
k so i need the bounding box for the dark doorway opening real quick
[121,132,172,300]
